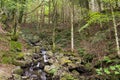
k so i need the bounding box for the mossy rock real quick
[60,57,72,65]
[12,66,23,75]
[13,60,26,67]
[12,74,22,80]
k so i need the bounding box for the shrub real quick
[10,41,22,52]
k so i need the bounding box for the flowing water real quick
[21,49,52,80]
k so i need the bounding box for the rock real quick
[44,65,51,73]
[13,60,27,67]
[22,76,29,80]
[68,63,77,68]
[69,56,81,62]
[32,53,41,59]
[47,51,53,57]
[71,70,80,79]
[60,57,72,65]
[34,46,41,53]
[12,74,22,80]
[48,58,54,64]
[12,66,23,75]
[44,65,58,74]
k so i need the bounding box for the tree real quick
[110,0,120,57]
[70,1,74,52]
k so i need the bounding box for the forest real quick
[0,0,120,80]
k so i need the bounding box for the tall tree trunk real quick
[52,0,57,51]
[110,3,120,57]
[71,2,74,52]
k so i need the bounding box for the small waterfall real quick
[36,62,41,67]
[41,49,48,63]
[21,49,51,80]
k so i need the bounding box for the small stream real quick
[21,49,52,80]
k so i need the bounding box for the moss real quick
[49,68,58,75]
[10,41,22,52]
[1,52,16,64]
[16,53,24,60]
[1,57,14,64]
[13,66,23,75]
[61,73,78,80]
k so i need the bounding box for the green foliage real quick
[1,56,14,64]
[96,56,120,76]
[49,68,57,75]
[102,56,112,63]
[16,53,24,60]
[96,68,103,75]
[10,41,22,52]
[96,64,120,75]
[11,34,19,41]
[91,31,107,43]
[78,48,85,56]
[1,52,16,64]
[79,12,110,32]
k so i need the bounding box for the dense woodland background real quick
[0,0,120,80]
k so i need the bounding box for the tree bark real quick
[71,2,74,52]
[111,3,120,57]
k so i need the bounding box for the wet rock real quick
[12,66,23,75]
[44,65,51,73]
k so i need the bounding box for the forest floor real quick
[0,64,15,80]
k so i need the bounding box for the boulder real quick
[60,57,72,65]
[47,51,54,57]
[13,60,27,67]
[12,66,23,75]
[12,74,22,80]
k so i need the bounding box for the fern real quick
[79,12,110,32]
